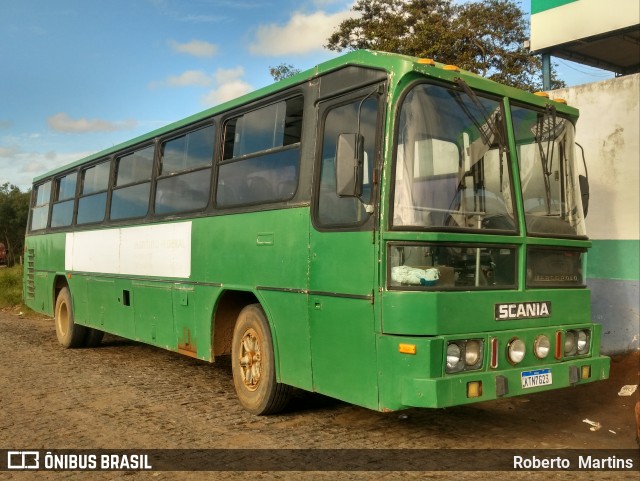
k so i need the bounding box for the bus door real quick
[308,86,383,409]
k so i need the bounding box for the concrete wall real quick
[551,74,640,354]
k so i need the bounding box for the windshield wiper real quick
[535,104,557,215]
[453,78,508,194]
[454,78,507,152]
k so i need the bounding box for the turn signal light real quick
[467,381,483,398]
[399,343,416,355]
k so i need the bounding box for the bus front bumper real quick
[400,355,610,409]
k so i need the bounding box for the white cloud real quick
[47,113,137,133]
[0,148,93,190]
[149,66,252,106]
[169,39,218,58]
[150,70,213,89]
[214,67,245,85]
[0,146,18,157]
[248,9,353,56]
[202,67,253,106]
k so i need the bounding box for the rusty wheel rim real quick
[238,328,262,391]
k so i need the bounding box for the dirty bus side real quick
[23,50,609,415]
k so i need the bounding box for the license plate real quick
[520,368,552,389]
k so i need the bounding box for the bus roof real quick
[34,49,578,183]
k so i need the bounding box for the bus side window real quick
[216,96,303,208]
[155,124,215,215]
[30,181,52,231]
[77,160,110,225]
[110,145,154,220]
[50,172,77,228]
[317,96,378,226]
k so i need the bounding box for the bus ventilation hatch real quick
[26,249,35,300]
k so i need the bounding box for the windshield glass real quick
[392,83,516,232]
[511,105,585,237]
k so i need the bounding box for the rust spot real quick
[177,327,197,358]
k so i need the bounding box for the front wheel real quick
[231,304,292,415]
[54,286,87,348]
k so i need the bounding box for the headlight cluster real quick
[504,334,552,365]
[446,339,483,373]
[563,329,590,357]
[501,330,591,366]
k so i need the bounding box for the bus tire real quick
[54,286,87,349]
[231,303,292,415]
[84,327,104,347]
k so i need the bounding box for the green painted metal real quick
[24,49,608,413]
[531,0,580,15]
[588,239,640,281]
[381,288,592,336]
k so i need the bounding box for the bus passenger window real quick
[155,124,214,215]
[51,172,77,228]
[217,96,302,207]
[111,145,154,220]
[77,160,110,225]
[30,181,52,231]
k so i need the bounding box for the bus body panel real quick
[381,289,592,335]
[25,206,313,388]
[308,228,378,409]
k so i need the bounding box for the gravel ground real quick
[0,308,637,480]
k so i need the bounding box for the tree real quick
[325,0,564,91]
[269,63,302,81]
[0,183,30,266]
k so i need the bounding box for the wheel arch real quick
[211,289,281,371]
[53,274,69,309]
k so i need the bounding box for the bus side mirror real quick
[336,133,364,197]
[579,174,589,218]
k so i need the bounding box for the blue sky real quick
[0,0,613,190]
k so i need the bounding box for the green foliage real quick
[0,183,30,266]
[0,265,24,307]
[269,63,302,81]
[325,0,565,91]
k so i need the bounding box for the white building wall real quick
[550,74,640,353]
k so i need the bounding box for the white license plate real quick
[521,368,552,389]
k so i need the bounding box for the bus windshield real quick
[392,83,516,232]
[511,105,586,237]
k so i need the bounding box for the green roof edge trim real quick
[531,0,580,15]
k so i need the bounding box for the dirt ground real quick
[0,307,638,480]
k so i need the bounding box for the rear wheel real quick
[231,304,292,415]
[84,327,104,347]
[54,286,87,348]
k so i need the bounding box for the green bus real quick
[24,50,609,415]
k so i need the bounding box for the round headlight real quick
[446,343,462,372]
[465,340,482,366]
[534,335,550,359]
[577,330,589,354]
[564,331,577,356]
[507,338,526,364]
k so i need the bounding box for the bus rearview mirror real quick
[579,174,589,218]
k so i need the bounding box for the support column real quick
[542,53,551,90]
